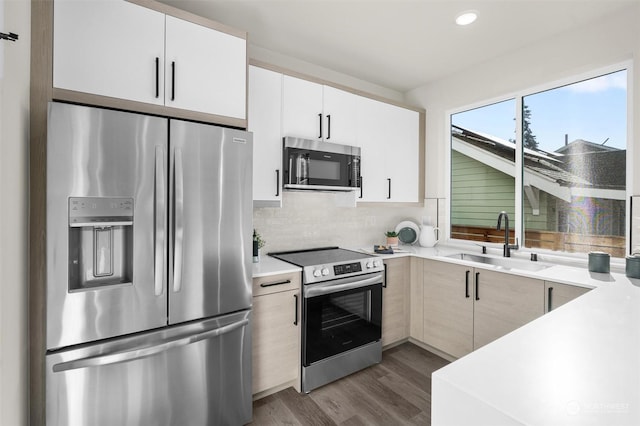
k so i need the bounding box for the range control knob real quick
[373,260,383,268]
[366,261,374,269]
[321,267,330,276]
[313,269,322,278]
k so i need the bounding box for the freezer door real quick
[46,102,168,349]
[46,310,252,426]
[169,121,253,324]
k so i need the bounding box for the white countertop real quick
[253,243,640,424]
[431,279,640,425]
[251,255,301,278]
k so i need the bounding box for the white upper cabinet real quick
[385,104,420,202]
[282,76,324,140]
[253,67,421,204]
[53,0,246,120]
[322,86,358,145]
[165,15,246,119]
[282,76,358,145]
[54,0,166,105]
[248,66,283,206]
[357,97,420,203]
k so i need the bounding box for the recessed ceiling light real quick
[456,10,478,26]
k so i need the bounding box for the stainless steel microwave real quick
[283,137,361,192]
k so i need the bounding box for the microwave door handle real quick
[173,148,184,293]
[51,318,250,373]
[154,146,165,296]
[304,273,383,298]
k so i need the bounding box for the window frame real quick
[446,61,634,259]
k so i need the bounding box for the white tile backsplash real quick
[253,191,430,253]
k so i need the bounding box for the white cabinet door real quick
[357,96,391,202]
[249,66,283,206]
[282,76,324,140]
[357,97,420,203]
[53,0,165,105]
[165,16,246,119]
[323,86,358,145]
[386,104,420,202]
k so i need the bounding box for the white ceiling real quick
[160,0,638,93]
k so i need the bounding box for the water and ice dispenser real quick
[68,197,134,291]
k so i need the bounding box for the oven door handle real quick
[304,274,383,298]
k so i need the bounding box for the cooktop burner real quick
[269,247,374,267]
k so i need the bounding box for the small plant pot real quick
[386,236,399,247]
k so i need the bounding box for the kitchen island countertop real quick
[431,276,640,425]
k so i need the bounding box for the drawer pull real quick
[259,279,292,288]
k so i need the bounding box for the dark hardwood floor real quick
[248,342,450,425]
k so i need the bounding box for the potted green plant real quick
[385,231,399,247]
[253,229,266,263]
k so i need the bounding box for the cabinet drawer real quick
[253,272,301,297]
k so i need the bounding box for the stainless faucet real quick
[496,211,519,257]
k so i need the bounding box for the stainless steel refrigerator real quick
[45,102,253,425]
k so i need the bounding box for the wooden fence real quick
[451,225,625,258]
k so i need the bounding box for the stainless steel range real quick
[270,247,385,393]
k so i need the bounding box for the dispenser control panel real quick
[69,197,133,227]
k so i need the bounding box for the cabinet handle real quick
[383,264,387,288]
[259,279,291,288]
[155,57,159,98]
[171,61,176,101]
[275,169,280,197]
[326,114,331,140]
[318,113,323,139]
[387,178,392,199]
[475,272,480,301]
[293,294,299,325]
[547,286,554,312]
[465,270,470,298]
[359,176,363,199]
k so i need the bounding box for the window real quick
[450,69,628,257]
[451,100,517,245]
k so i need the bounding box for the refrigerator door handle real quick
[52,318,250,373]
[154,146,165,296]
[173,148,184,293]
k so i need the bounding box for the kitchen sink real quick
[445,253,552,272]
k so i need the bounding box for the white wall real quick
[406,4,640,202]
[0,0,30,425]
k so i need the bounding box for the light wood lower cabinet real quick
[421,260,545,357]
[544,281,591,313]
[409,257,425,341]
[473,269,544,350]
[252,272,301,395]
[423,260,474,358]
[382,257,410,346]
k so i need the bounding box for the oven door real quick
[302,272,382,366]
